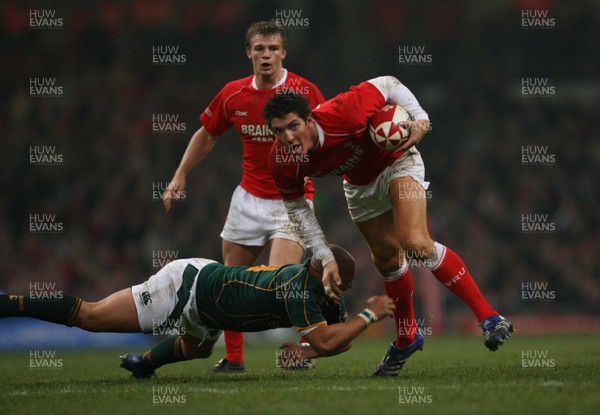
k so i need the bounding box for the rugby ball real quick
[368,104,412,151]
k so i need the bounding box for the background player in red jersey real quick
[162,21,325,373]
[264,76,514,376]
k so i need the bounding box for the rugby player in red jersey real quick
[163,21,324,373]
[265,76,514,376]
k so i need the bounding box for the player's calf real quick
[120,335,190,378]
[0,291,82,326]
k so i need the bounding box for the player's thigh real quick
[268,197,312,266]
[133,258,216,334]
[222,239,264,266]
[388,176,433,255]
[77,288,140,332]
[355,210,402,271]
[220,186,273,250]
[268,238,304,266]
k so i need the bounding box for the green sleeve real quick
[322,295,349,325]
[283,273,327,333]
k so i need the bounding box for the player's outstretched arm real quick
[296,295,395,358]
[163,126,218,212]
[282,197,343,299]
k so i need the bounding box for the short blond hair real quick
[245,20,287,49]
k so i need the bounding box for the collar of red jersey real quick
[251,68,288,90]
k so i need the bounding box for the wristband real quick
[357,308,378,327]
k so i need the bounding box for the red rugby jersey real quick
[200,70,324,199]
[270,80,405,199]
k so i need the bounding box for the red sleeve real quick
[269,142,306,199]
[198,87,233,137]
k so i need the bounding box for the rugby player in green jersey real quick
[0,246,394,377]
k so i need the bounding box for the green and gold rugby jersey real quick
[192,259,347,333]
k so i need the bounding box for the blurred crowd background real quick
[1,0,598,331]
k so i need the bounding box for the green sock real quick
[0,294,82,326]
[142,335,186,369]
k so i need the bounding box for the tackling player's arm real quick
[282,295,395,359]
[163,126,218,212]
[367,76,430,152]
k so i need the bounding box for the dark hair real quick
[263,92,312,126]
[309,244,356,284]
[245,20,287,49]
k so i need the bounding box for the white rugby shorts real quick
[220,185,313,247]
[343,147,430,223]
[131,258,221,342]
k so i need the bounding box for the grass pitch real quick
[1,334,598,415]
